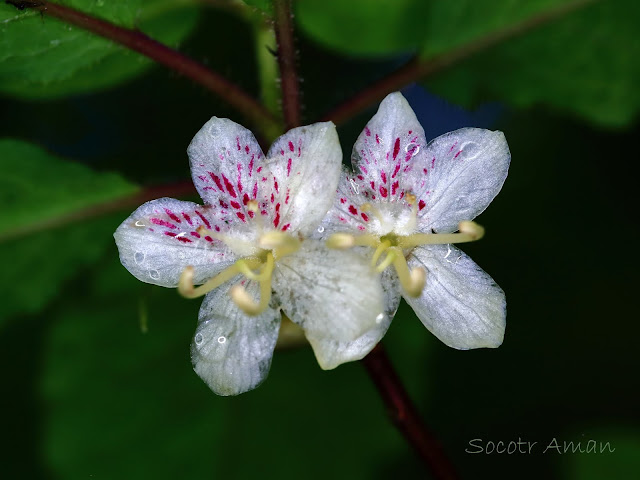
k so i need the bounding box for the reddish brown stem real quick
[272,0,301,129]
[0,180,196,243]
[361,344,458,480]
[6,0,281,139]
[321,0,597,125]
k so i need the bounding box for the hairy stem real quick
[6,0,282,140]
[321,0,597,125]
[361,344,458,480]
[0,181,196,243]
[272,0,301,129]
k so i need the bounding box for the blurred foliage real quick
[0,0,199,98]
[0,0,638,479]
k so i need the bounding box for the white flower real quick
[321,92,510,351]
[114,118,384,395]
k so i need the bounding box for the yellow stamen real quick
[389,247,426,297]
[178,259,257,299]
[326,233,380,249]
[371,240,391,267]
[374,248,396,272]
[259,231,301,259]
[230,253,275,315]
[397,221,485,249]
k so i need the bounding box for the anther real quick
[259,231,301,259]
[397,220,485,249]
[326,233,380,250]
[389,248,426,297]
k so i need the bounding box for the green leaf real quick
[295,0,429,56]
[425,0,640,127]
[0,139,138,323]
[0,0,199,98]
[40,269,229,478]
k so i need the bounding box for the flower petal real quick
[113,198,233,287]
[413,128,510,233]
[305,267,401,369]
[191,278,281,396]
[263,122,341,235]
[404,244,506,349]
[350,92,427,203]
[187,117,264,225]
[272,240,384,346]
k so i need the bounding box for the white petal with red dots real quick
[262,122,341,236]
[404,244,506,349]
[191,279,281,396]
[414,128,510,233]
[114,198,234,288]
[188,117,264,225]
[273,240,384,344]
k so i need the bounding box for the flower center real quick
[327,194,484,297]
[177,201,300,315]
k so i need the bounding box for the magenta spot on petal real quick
[392,163,401,178]
[165,231,176,237]
[274,178,279,193]
[214,225,221,232]
[391,181,399,195]
[418,200,426,210]
[361,165,368,174]
[248,155,254,176]
[270,193,274,203]
[370,181,375,190]
[348,205,357,215]
[248,211,255,218]
[195,211,211,229]
[230,201,241,209]
[285,193,290,204]
[379,186,388,198]
[287,158,292,177]
[375,134,380,144]
[392,138,400,160]
[273,213,280,227]
[252,183,258,198]
[423,168,428,174]
[288,141,294,152]
[408,130,412,134]
[236,137,241,151]
[280,149,285,156]
[361,213,369,221]
[454,150,462,159]
[177,236,192,243]
[243,193,250,205]
[275,203,281,213]
[245,145,250,154]
[222,174,237,198]
[450,142,457,152]
[151,218,177,229]
[190,231,201,238]
[371,194,376,200]
[340,198,346,204]
[431,158,436,169]
[257,166,263,173]
[164,209,181,223]
[182,213,193,225]
[365,126,371,136]
[205,235,213,242]
[282,223,290,231]
[380,171,387,184]
[236,212,246,222]
[358,225,365,231]
[209,172,224,191]
[219,199,229,209]
[357,175,364,181]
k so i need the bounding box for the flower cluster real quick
[114,92,510,396]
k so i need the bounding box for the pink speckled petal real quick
[261,122,341,236]
[188,117,264,225]
[113,198,234,288]
[411,127,510,233]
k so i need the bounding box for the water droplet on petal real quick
[134,220,145,227]
[195,333,203,345]
[375,313,385,324]
[134,251,145,264]
[217,336,226,344]
[349,179,360,194]
[317,226,325,233]
[149,269,159,280]
[405,143,420,156]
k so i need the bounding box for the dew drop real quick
[217,336,227,344]
[134,251,145,264]
[148,269,159,280]
[349,179,360,194]
[134,220,145,227]
[405,143,420,156]
[375,313,385,324]
[317,226,325,233]
[195,333,203,345]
